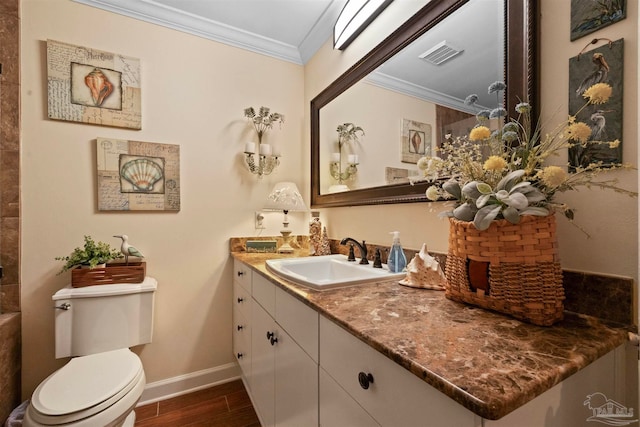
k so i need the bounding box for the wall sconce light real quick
[243,106,284,178]
[329,152,358,192]
[244,141,280,178]
[264,182,308,253]
[333,0,393,50]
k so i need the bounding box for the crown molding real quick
[72,0,342,65]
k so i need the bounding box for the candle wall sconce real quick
[329,122,364,192]
[329,152,358,192]
[244,140,280,178]
[243,106,284,178]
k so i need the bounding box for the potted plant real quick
[55,235,122,274]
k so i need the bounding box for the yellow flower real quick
[537,166,567,188]
[469,126,491,141]
[565,122,592,144]
[483,155,507,171]
[609,139,620,148]
[583,83,612,104]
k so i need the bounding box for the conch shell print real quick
[84,68,114,107]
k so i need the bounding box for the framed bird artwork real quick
[568,38,624,169]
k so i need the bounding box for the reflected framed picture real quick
[401,119,432,164]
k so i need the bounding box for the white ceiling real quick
[72,0,346,64]
[73,0,503,111]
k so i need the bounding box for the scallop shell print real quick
[120,158,164,192]
[84,68,114,107]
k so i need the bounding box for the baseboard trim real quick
[137,362,241,405]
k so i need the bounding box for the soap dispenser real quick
[387,231,407,273]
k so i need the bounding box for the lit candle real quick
[259,144,272,156]
[348,154,356,164]
[331,153,341,162]
[244,142,256,154]
[353,154,359,164]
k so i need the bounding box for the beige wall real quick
[305,1,638,287]
[20,0,638,404]
[20,0,306,398]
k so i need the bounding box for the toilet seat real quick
[27,348,145,426]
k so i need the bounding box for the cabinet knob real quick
[237,325,243,331]
[358,372,374,390]
[237,271,245,277]
[270,336,278,346]
[237,352,243,359]
[266,331,274,340]
[237,297,244,303]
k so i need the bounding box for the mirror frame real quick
[310,0,537,208]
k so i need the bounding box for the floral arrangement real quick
[243,106,284,143]
[416,81,636,231]
[55,235,123,274]
[336,123,364,148]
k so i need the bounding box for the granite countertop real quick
[231,250,630,420]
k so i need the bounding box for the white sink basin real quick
[265,254,406,290]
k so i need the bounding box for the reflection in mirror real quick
[311,0,535,207]
[320,0,504,195]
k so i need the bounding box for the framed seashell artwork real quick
[400,118,432,164]
[96,138,180,211]
[47,40,142,130]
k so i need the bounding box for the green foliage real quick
[55,235,123,274]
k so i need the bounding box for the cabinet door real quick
[251,301,276,427]
[275,326,318,427]
[320,315,477,427]
[320,368,380,427]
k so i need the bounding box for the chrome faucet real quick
[340,238,368,265]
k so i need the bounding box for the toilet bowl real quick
[24,349,145,427]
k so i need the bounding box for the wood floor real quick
[134,379,260,427]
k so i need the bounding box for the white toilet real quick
[24,277,157,427]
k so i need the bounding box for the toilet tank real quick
[53,277,157,358]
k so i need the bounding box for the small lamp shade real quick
[264,182,308,213]
[264,182,308,253]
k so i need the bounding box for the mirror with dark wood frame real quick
[311,0,536,208]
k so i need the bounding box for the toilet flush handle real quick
[55,302,71,310]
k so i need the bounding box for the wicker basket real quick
[71,262,146,287]
[444,215,564,326]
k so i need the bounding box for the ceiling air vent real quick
[419,41,464,65]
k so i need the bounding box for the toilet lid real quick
[32,348,142,417]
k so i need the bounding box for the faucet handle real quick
[347,244,356,262]
[373,248,383,268]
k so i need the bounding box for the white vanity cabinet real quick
[234,259,626,427]
[233,260,319,427]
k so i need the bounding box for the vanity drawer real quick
[233,259,252,292]
[253,273,275,316]
[233,280,251,320]
[275,286,319,362]
[319,315,475,427]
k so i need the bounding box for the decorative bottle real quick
[309,211,322,256]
